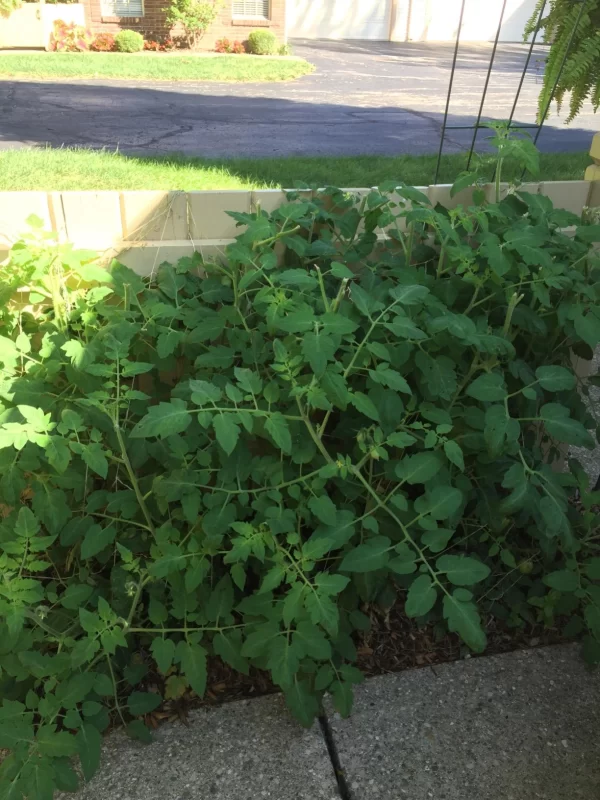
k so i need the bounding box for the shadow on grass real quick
[0,147,591,192]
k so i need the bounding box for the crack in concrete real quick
[319,714,352,800]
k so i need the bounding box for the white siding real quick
[404,0,539,43]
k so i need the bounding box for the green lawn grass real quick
[0,52,315,82]
[0,148,591,192]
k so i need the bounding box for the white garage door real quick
[406,0,538,42]
[288,0,392,40]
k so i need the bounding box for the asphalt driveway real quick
[0,40,597,158]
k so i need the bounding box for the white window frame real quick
[232,0,270,20]
[101,0,144,18]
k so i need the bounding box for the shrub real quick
[1,156,600,796]
[247,28,278,55]
[91,32,116,52]
[143,37,177,51]
[279,43,292,56]
[114,29,144,53]
[215,37,245,53]
[48,19,94,52]
[163,0,221,49]
[215,36,232,52]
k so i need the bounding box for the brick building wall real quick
[85,0,286,49]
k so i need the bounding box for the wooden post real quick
[584,133,600,181]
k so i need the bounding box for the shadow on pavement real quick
[0,80,594,162]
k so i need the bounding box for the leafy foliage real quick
[452,121,540,206]
[48,19,94,53]
[90,33,115,53]
[163,0,221,49]
[214,38,245,54]
[114,30,144,53]
[247,29,278,56]
[525,0,600,122]
[1,171,600,797]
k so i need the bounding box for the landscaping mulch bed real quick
[145,603,570,730]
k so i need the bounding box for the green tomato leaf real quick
[436,555,490,586]
[350,391,380,422]
[543,570,580,592]
[443,593,486,652]
[535,366,576,392]
[81,524,116,560]
[151,637,176,674]
[293,621,332,661]
[574,310,600,348]
[422,527,455,553]
[539,404,594,448]
[313,573,350,595]
[265,412,292,454]
[130,400,191,439]
[405,575,437,617]
[267,636,301,688]
[76,723,102,782]
[308,493,338,526]
[396,452,442,484]
[157,329,183,358]
[389,284,430,305]
[213,414,240,456]
[81,443,109,479]
[128,692,162,716]
[443,440,464,471]
[284,679,320,728]
[36,726,78,757]
[340,537,391,572]
[414,486,463,520]
[127,719,153,743]
[213,631,249,675]
[179,642,207,698]
[302,331,337,376]
[466,372,507,402]
[45,436,72,474]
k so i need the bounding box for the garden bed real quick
[0,51,315,82]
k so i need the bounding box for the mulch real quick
[145,598,570,729]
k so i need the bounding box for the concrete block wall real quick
[0,181,598,275]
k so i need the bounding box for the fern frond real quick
[525,0,600,123]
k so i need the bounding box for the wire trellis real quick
[433,0,589,184]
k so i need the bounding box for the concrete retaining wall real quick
[0,181,598,274]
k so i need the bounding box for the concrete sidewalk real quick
[63,644,600,800]
[329,645,600,800]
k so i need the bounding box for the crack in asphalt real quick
[137,124,195,148]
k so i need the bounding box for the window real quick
[232,0,269,19]
[101,0,144,17]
